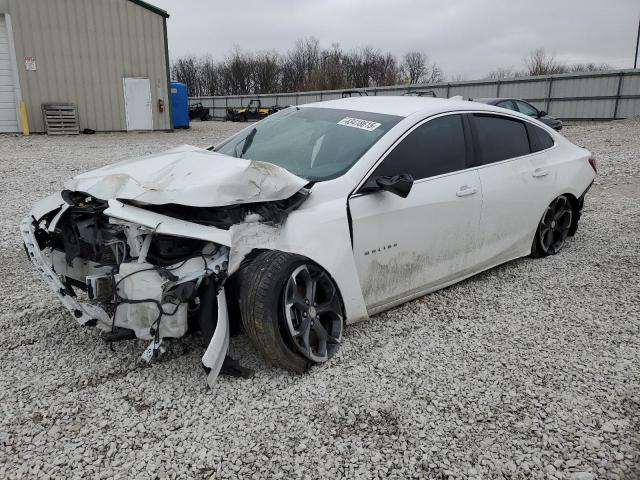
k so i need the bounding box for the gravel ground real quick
[0,119,638,479]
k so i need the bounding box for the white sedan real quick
[21,97,596,385]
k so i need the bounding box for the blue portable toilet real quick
[170,82,189,129]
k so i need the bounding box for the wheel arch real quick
[229,248,347,319]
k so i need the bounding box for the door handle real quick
[456,185,478,197]
[532,168,550,178]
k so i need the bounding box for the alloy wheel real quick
[539,195,573,255]
[283,264,342,363]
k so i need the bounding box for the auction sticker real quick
[337,117,381,131]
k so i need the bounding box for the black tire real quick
[238,251,343,372]
[531,195,574,257]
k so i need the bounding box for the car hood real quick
[64,145,308,207]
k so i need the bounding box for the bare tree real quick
[485,67,521,80]
[307,43,348,91]
[220,47,253,95]
[171,56,201,95]
[524,48,567,76]
[402,51,427,84]
[252,51,281,94]
[568,62,611,72]
[172,39,443,95]
[424,64,444,84]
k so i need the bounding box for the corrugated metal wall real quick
[2,0,170,132]
[191,70,640,121]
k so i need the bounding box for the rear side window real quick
[496,100,517,111]
[515,100,538,117]
[372,114,467,180]
[526,123,555,152]
[472,114,530,164]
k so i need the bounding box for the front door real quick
[123,77,153,131]
[348,113,483,311]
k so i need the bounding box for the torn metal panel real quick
[66,145,308,207]
[105,199,232,246]
[202,288,230,388]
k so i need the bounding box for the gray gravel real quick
[0,119,639,479]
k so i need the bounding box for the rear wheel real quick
[532,195,573,257]
[239,251,343,372]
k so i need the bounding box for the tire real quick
[531,195,574,257]
[238,251,343,372]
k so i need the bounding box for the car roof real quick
[474,97,526,104]
[301,96,503,118]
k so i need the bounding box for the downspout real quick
[4,13,24,133]
[163,16,173,130]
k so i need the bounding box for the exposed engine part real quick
[53,191,128,266]
[148,235,206,266]
[86,273,113,301]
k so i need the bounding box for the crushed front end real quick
[21,191,232,385]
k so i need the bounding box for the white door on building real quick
[0,14,19,133]
[123,77,153,131]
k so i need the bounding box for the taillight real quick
[588,156,597,173]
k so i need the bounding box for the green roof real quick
[128,0,169,18]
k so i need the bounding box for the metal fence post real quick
[446,83,451,98]
[496,80,501,97]
[545,76,554,114]
[613,72,624,120]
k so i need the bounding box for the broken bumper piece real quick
[20,212,232,388]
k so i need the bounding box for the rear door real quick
[470,113,554,266]
[348,113,483,311]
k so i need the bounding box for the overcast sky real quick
[152,0,640,79]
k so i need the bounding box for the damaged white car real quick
[21,97,596,386]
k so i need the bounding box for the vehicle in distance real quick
[341,90,369,98]
[404,89,437,97]
[188,102,211,121]
[226,99,280,122]
[473,97,563,130]
[22,96,596,386]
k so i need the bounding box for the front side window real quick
[214,107,401,182]
[516,100,539,117]
[472,114,531,164]
[371,114,467,181]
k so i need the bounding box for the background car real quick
[225,99,282,122]
[473,97,563,130]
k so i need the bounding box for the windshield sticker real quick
[337,117,381,131]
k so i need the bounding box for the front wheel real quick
[238,251,343,372]
[531,195,573,257]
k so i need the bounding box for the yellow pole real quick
[19,100,29,136]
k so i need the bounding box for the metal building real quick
[0,0,171,133]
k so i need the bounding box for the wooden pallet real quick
[42,103,80,135]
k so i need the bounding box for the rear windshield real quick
[214,107,402,182]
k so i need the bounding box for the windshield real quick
[214,107,402,181]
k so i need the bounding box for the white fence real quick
[189,69,640,121]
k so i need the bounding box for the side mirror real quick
[371,174,414,198]
[537,110,547,118]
